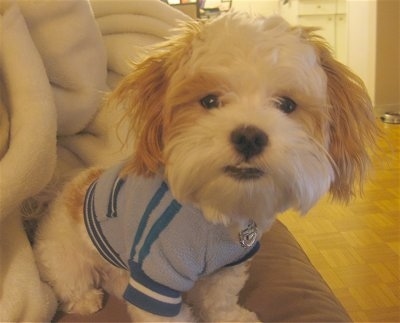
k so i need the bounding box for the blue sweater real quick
[84,164,259,317]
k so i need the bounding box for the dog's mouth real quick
[224,165,264,180]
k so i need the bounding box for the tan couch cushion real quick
[241,220,350,322]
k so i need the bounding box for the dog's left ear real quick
[305,30,380,201]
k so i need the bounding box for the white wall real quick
[374,0,400,114]
[347,0,377,103]
[231,0,279,15]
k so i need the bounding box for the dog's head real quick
[109,12,378,230]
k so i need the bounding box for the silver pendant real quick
[239,220,258,248]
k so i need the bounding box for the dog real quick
[34,12,379,322]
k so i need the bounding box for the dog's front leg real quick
[127,303,196,322]
[186,261,260,323]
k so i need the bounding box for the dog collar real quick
[239,220,258,248]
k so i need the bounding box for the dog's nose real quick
[230,125,268,160]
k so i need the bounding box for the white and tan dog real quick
[34,12,378,322]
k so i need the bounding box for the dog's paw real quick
[236,309,261,323]
[212,307,260,323]
[63,289,104,315]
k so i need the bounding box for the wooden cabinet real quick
[280,0,347,64]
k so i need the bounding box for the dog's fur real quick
[34,12,378,322]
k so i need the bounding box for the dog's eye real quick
[276,97,297,114]
[200,94,220,109]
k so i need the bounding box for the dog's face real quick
[110,12,378,230]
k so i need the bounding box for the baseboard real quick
[374,103,400,117]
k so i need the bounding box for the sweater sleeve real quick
[124,261,182,317]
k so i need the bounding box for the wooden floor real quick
[280,122,400,322]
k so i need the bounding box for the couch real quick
[57,220,351,322]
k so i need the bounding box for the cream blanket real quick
[0,0,188,320]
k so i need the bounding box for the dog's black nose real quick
[230,125,268,160]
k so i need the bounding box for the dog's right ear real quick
[108,52,169,176]
[107,21,201,176]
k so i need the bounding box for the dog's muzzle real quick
[225,125,266,180]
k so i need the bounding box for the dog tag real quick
[239,220,258,248]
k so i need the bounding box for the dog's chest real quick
[84,163,259,290]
